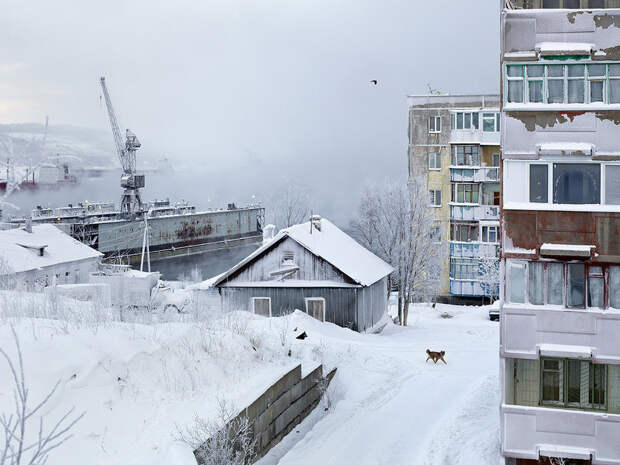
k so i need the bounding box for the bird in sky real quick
[370,79,378,85]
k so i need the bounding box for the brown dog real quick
[426,349,447,364]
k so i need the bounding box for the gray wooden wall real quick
[356,276,388,332]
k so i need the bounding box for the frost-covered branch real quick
[0,326,85,465]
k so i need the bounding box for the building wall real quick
[500,3,620,463]
[408,95,501,299]
[13,257,100,291]
[356,276,388,332]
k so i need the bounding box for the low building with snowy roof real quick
[0,223,102,291]
[213,216,394,332]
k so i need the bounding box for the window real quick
[610,266,620,309]
[429,116,441,133]
[451,145,480,167]
[430,226,441,243]
[252,297,271,317]
[528,262,544,305]
[429,151,441,170]
[481,225,499,243]
[507,65,524,103]
[588,266,604,308]
[492,153,500,167]
[506,63,620,105]
[305,298,325,322]
[542,0,559,6]
[473,112,479,129]
[567,264,586,308]
[542,359,563,404]
[452,184,479,203]
[530,164,548,203]
[451,223,479,242]
[451,112,478,130]
[605,165,620,204]
[527,65,544,103]
[509,261,526,304]
[450,258,479,280]
[429,189,442,207]
[542,359,606,410]
[282,251,295,263]
[553,163,600,204]
[482,113,496,131]
[547,262,564,305]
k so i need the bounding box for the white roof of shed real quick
[214,218,394,287]
[536,42,594,56]
[0,224,102,274]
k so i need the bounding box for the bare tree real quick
[175,398,255,465]
[0,326,84,465]
[350,178,441,326]
[548,458,567,465]
[270,182,311,231]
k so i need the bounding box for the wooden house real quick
[213,216,393,332]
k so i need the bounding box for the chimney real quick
[310,214,322,232]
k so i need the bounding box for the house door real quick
[306,298,325,322]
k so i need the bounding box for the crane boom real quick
[99,76,144,216]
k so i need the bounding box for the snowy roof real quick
[214,218,394,287]
[0,224,102,274]
[220,280,361,288]
[536,42,593,56]
[538,343,592,360]
[540,243,594,258]
[537,142,594,156]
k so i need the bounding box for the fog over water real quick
[2,0,500,228]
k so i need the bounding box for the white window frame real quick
[251,297,272,317]
[429,116,441,134]
[429,189,442,207]
[429,151,441,170]
[304,297,326,322]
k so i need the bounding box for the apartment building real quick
[500,1,620,464]
[407,94,501,302]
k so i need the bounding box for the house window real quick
[481,225,499,243]
[482,113,497,131]
[508,261,526,304]
[568,65,585,104]
[451,145,480,166]
[429,151,441,170]
[252,297,271,317]
[429,189,442,207]
[527,65,544,103]
[605,165,620,204]
[452,183,479,204]
[588,266,604,308]
[429,116,441,133]
[450,258,479,280]
[547,65,565,103]
[529,164,548,203]
[588,64,606,103]
[305,298,325,322]
[611,266,620,309]
[541,358,606,410]
[473,112,479,129]
[451,222,479,242]
[611,64,620,103]
[282,251,295,263]
[430,226,441,243]
[547,262,564,305]
[553,163,600,204]
[492,153,500,167]
[507,65,524,103]
[528,261,544,305]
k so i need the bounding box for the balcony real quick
[502,305,620,362]
[450,129,500,146]
[450,204,499,221]
[450,242,499,258]
[450,167,499,183]
[502,404,620,463]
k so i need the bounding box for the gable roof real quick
[214,218,393,287]
[0,224,103,274]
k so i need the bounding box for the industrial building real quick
[0,223,102,290]
[407,94,501,302]
[213,216,393,332]
[500,1,620,464]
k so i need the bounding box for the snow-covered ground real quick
[0,295,499,465]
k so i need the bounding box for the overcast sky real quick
[1,0,500,224]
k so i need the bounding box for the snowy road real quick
[259,304,500,465]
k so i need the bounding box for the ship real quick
[23,199,264,266]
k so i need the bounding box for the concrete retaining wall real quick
[194,363,336,464]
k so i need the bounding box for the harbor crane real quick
[99,76,144,216]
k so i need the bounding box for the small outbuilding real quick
[213,216,393,332]
[0,223,102,291]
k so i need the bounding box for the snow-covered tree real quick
[479,257,500,303]
[351,178,441,326]
[270,182,311,231]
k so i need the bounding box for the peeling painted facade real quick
[500,1,620,464]
[407,95,500,300]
